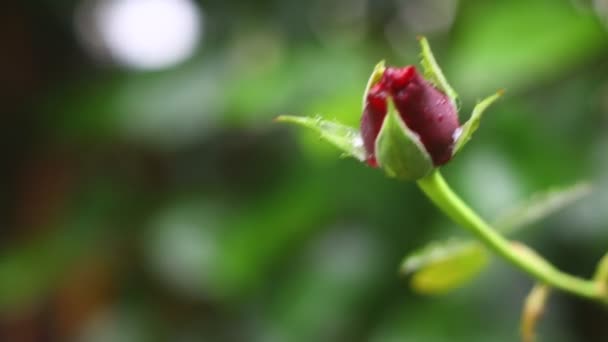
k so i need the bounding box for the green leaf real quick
[362,60,386,109]
[418,36,458,107]
[401,182,592,294]
[276,115,366,161]
[375,102,433,180]
[452,90,503,155]
[400,239,489,295]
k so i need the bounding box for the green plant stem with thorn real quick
[417,170,605,302]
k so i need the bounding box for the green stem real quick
[594,252,608,302]
[417,170,601,301]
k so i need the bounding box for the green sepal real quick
[418,37,502,156]
[362,60,386,109]
[276,115,366,161]
[452,90,503,155]
[400,239,489,295]
[375,101,434,180]
[418,36,459,107]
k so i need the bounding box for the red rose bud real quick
[361,66,460,167]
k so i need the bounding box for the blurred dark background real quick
[1,0,608,341]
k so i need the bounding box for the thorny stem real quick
[417,170,604,301]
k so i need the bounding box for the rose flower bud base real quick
[361,66,460,168]
[276,41,608,342]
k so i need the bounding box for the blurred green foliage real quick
[2,0,608,341]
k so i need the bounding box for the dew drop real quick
[352,135,364,148]
[452,127,463,142]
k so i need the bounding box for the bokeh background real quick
[2,0,608,341]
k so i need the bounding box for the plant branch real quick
[416,170,602,301]
[594,252,608,303]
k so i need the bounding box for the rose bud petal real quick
[360,83,387,167]
[360,65,460,168]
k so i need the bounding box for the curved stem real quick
[594,252,608,303]
[417,170,601,301]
